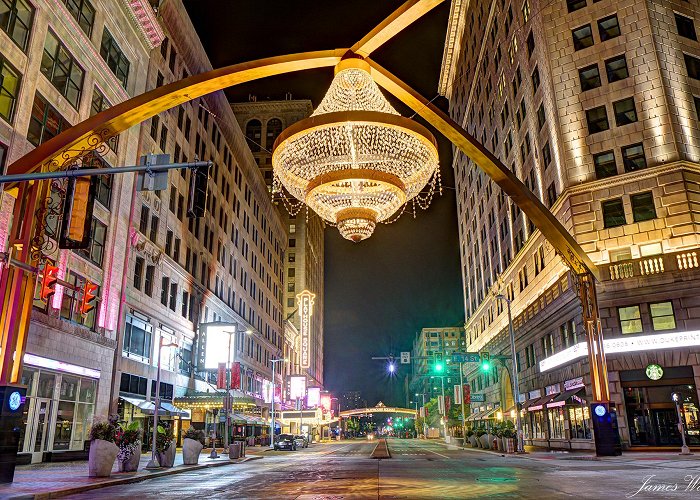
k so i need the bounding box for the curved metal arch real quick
[5,50,346,177]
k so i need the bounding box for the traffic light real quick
[79,281,98,316]
[187,163,210,218]
[480,351,491,372]
[40,260,59,302]
[434,353,444,373]
[59,176,97,249]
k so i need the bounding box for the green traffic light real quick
[481,361,491,372]
[434,362,444,373]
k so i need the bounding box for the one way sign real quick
[400,352,411,364]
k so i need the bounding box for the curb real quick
[10,455,262,500]
[370,439,391,459]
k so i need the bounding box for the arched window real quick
[245,119,261,152]
[265,118,283,150]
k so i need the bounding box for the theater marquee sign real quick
[297,290,316,369]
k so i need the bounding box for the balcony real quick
[124,0,166,49]
[604,250,699,282]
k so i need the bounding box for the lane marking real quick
[425,448,450,459]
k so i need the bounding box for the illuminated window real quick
[593,150,617,178]
[602,198,625,228]
[572,24,594,50]
[598,14,621,41]
[631,191,656,222]
[586,105,609,134]
[650,302,676,331]
[605,54,628,82]
[622,143,646,172]
[27,93,70,146]
[613,97,637,126]
[579,64,601,91]
[676,13,697,41]
[619,305,642,334]
[0,54,20,123]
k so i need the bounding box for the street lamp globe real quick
[272,57,440,242]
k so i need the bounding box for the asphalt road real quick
[61,439,700,499]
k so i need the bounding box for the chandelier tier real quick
[272,57,440,242]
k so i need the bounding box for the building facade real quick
[0,0,157,462]
[410,327,466,402]
[231,98,326,390]
[441,0,700,449]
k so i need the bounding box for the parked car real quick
[294,435,309,448]
[274,434,296,451]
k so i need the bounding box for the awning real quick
[230,413,265,425]
[527,394,558,412]
[520,397,540,412]
[480,406,501,420]
[466,410,484,422]
[547,387,586,408]
[119,396,187,416]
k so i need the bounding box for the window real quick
[139,205,149,234]
[526,31,535,57]
[676,13,697,40]
[567,0,586,12]
[586,105,609,133]
[602,198,625,228]
[100,28,130,88]
[76,218,106,266]
[619,305,642,334]
[150,115,159,141]
[149,215,158,243]
[159,125,168,151]
[134,257,144,290]
[561,320,577,348]
[245,119,261,152]
[631,191,656,222]
[0,55,20,123]
[27,93,70,146]
[60,272,99,330]
[579,64,601,91]
[650,302,676,331]
[685,53,700,80]
[90,88,118,152]
[266,118,283,150]
[63,0,95,36]
[1,0,34,51]
[613,97,637,126]
[598,14,621,41]
[144,265,154,296]
[605,54,628,82]
[169,282,177,311]
[531,66,540,91]
[537,103,546,130]
[547,182,557,208]
[160,277,169,306]
[40,31,85,108]
[593,150,617,178]
[123,315,153,359]
[573,24,594,50]
[542,142,552,167]
[622,143,646,172]
[695,96,700,120]
[120,373,147,396]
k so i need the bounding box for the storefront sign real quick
[564,377,585,391]
[24,353,100,379]
[297,291,315,369]
[540,330,700,372]
[470,393,485,402]
[645,364,664,380]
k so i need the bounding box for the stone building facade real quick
[410,327,466,401]
[441,0,700,449]
[232,98,326,390]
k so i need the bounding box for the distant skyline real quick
[184,0,465,407]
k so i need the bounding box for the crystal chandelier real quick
[272,58,440,242]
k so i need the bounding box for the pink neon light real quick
[51,251,68,310]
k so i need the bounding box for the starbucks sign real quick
[646,364,664,381]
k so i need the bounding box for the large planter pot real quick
[88,439,119,478]
[183,438,204,465]
[496,437,504,452]
[505,438,515,454]
[468,435,477,447]
[157,440,176,467]
[479,434,490,449]
[118,445,141,472]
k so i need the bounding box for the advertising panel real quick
[203,323,235,370]
[289,375,307,400]
[307,387,321,407]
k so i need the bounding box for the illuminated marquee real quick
[539,329,700,372]
[297,290,316,369]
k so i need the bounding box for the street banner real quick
[445,395,451,415]
[438,395,445,415]
[453,384,462,404]
[217,363,226,389]
[419,406,425,418]
[463,384,471,404]
[230,362,241,389]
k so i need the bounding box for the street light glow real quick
[388,362,396,373]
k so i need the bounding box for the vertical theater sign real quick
[297,290,315,369]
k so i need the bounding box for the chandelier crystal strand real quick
[272,57,440,242]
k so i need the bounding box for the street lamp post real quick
[269,358,287,449]
[672,393,692,455]
[458,361,467,449]
[145,337,179,469]
[497,294,524,454]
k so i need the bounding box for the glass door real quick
[29,398,53,463]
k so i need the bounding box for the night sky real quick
[184,0,464,407]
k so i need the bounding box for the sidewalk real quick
[0,448,263,500]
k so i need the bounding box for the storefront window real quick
[529,411,547,439]
[548,407,566,439]
[568,405,591,439]
[37,372,55,398]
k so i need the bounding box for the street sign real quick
[137,154,170,191]
[471,393,485,402]
[452,352,481,363]
[400,352,411,364]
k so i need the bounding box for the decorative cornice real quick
[438,0,468,97]
[124,0,166,49]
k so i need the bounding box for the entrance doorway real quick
[28,398,53,463]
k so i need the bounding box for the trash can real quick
[229,442,241,459]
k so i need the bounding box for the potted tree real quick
[502,421,517,453]
[115,421,141,472]
[88,416,119,477]
[476,427,488,449]
[466,429,477,447]
[156,424,176,467]
[183,427,205,465]
[494,423,504,452]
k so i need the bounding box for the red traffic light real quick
[79,281,98,316]
[40,260,59,302]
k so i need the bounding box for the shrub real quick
[90,421,116,443]
[466,429,474,437]
[115,421,141,461]
[156,424,174,454]
[184,427,205,445]
[475,427,487,437]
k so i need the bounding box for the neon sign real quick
[297,290,315,369]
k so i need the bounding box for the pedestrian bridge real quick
[339,401,417,418]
